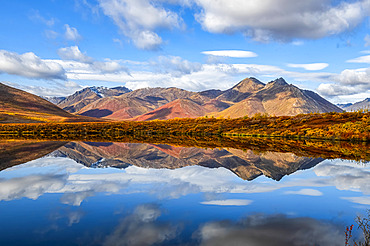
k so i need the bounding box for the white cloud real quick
[0,50,66,80]
[201,199,252,206]
[202,50,257,58]
[287,63,329,71]
[347,55,370,63]
[29,10,56,26]
[194,0,370,42]
[98,0,183,50]
[45,30,59,39]
[58,46,93,63]
[56,46,129,74]
[153,55,203,77]
[64,24,82,41]
[365,34,370,47]
[3,80,84,97]
[317,67,370,97]
[317,83,361,96]
[284,188,323,196]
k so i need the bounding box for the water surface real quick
[0,140,368,245]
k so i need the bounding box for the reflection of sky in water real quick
[0,156,369,245]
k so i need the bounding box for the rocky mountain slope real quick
[56,86,131,113]
[211,78,342,118]
[339,98,370,111]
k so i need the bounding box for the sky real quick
[0,0,370,103]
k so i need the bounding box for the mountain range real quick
[47,77,342,121]
[337,98,370,111]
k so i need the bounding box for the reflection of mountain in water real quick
[52,142,323,181]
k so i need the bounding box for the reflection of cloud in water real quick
[196,214,344,246]
[342,196,370,205]
[201,199,252,206]
[1,157,370,207]
[0,174,67,201]
[315,161,370,195]
[104,204,179,246]
[60,182,124,206]
[284,189,323,196]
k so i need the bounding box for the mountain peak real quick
[232,77,265,93]
[269,77,288,86]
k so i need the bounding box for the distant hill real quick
[0,83,100,123]
[132,98,208,121]
[339,98,370,111]
[56,86,131,113]
[75,87,224,120]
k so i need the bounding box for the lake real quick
[0,140,369,245]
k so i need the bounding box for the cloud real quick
[29,10,56,26]
[194,0,370,42]
[201,199,252,206]
[287,63,329,71]
[0,50,66,80]
[347,55,370,63]
[103,204,178,246]
[56,46,129,74]
[58,46,93,63]
[3,80,84,97]
[45,30,59,39]
[98,0,183,50]
[317,83,360,96]
[202,50,257,58]
[153,55,203,77]
[317,68,370,96]
[196,214,344,246]
[365,34,370,47]
[64,24,82,41]
[284,188,323,196]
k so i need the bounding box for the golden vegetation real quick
[0,111,368,141]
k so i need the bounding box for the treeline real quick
[0,111,368,142]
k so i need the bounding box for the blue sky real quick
[0,0,370,103]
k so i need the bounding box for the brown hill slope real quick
[77,87,221,120]
[57,86,130,113]
[212,78,342,118]
[132,98,208,121]
[0,83,99,123]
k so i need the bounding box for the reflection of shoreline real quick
[1,135,369,161]
[52,141,324,181]
[0,140,67,171]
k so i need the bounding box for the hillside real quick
[57,86,131,113]
[76,87,222,120]
[132,98,208,121]
[0,83,100,123]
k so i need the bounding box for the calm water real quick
[0,141,369,245]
